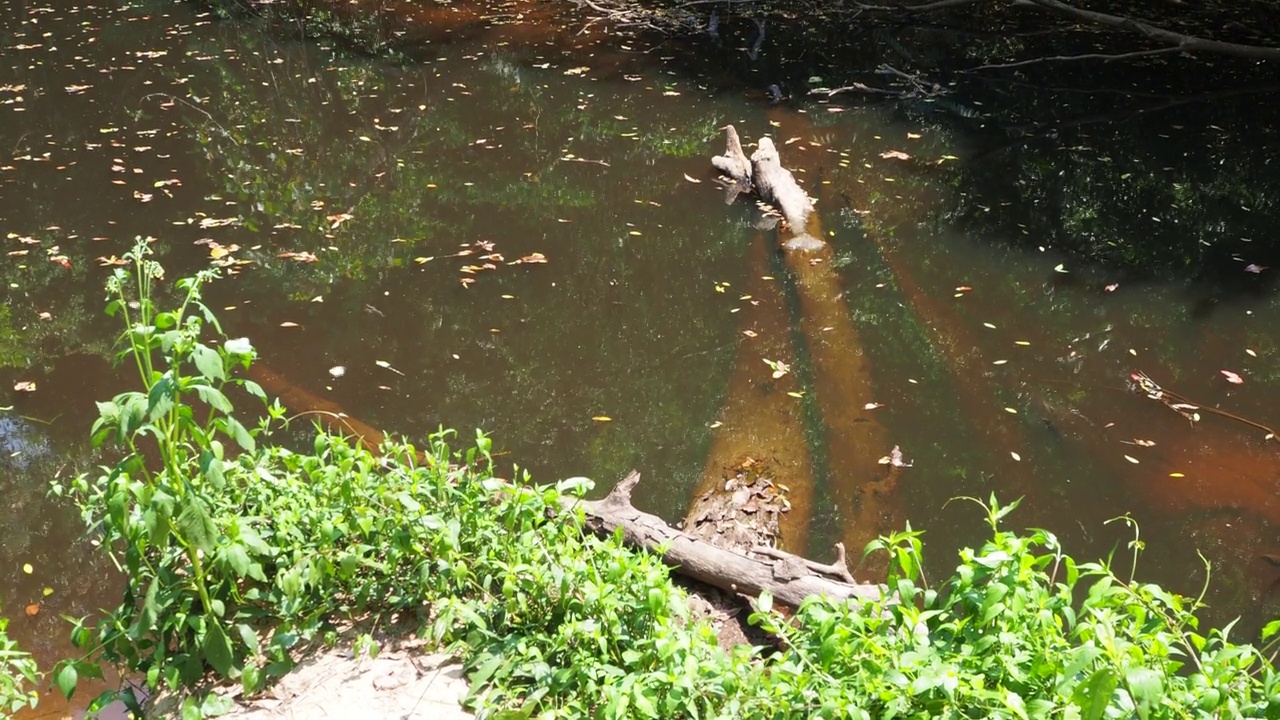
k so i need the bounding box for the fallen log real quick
[577,470,882,608]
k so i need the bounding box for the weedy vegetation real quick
[0,607,39,715]
[42,238,1280,718]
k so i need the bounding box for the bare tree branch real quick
[971,45,1184,70]
[1021,0,1280,61]
[854,0,984,11]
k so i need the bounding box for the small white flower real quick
[224,337,254,355]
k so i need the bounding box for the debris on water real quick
[877,445,912,468]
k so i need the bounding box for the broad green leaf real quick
[236,624,261,655]
[138,577,160,634]
[192,343,226,382]
[222,416,256,453]
[146,374,177,422]
[242,379,266,400]
[203,619,235,678]
[200,692,235,717]
[1074,667,1118,720]
[241,664,262,697]
[1126,667,1163,720]
[222,543,251,577]
[201,449,227,490]
[177,496,218,553]
[195,384,234,414]
[180,695,201,720]
[54,663,78,699]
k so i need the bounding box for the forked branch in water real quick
[1130,371,1278,441]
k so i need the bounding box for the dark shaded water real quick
[3,0,1279,714]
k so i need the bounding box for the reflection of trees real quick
[0,416,119,667]
[173,31,746,503]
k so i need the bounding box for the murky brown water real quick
[2,0,1279,714]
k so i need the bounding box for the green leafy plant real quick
[50,239,1280,719]
[0,605,39,715]
[51,237,282,713]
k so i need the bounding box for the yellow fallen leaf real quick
[592,416,612,422]
[22,563,33,574]
[1169,472,1185,478]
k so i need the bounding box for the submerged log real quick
[246,361,391,455]
[579,471,881,607]
[705,124,905,571]
[688,232,816,552]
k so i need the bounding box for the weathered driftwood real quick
[573,471,882,607]
[711,124,752,183]
[713,126,822,251]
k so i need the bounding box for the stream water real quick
[3,0,1279,715]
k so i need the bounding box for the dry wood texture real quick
[580,471,882,608]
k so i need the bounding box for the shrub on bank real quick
[46,239,1280,719]
[0,607,39,715]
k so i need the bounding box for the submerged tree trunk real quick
[707,127,904,573]
[687,231,817,552]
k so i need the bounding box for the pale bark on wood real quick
[573,471,883,607]
[712,127,822,251]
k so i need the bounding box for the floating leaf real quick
[328,366,346,378]
[880,150,910,160]
[14,380,36,392]
[1220,369,1244,384]
[1104,283,1119,292]
[279,321,300,328]
[682,173,702,184]
[1054,264,1068,273]
[1124,455,1139,464]
[375,360,405,376]
[1169,472,1185,478]
[786,391,805,398]
[22,563,33,574]
[864,402,883,410]
[24,603,39,616]
[1010,452,1022,461]
[592,416,612,422]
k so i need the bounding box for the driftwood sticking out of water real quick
[578,471,882,608]
[715,126,822,251]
